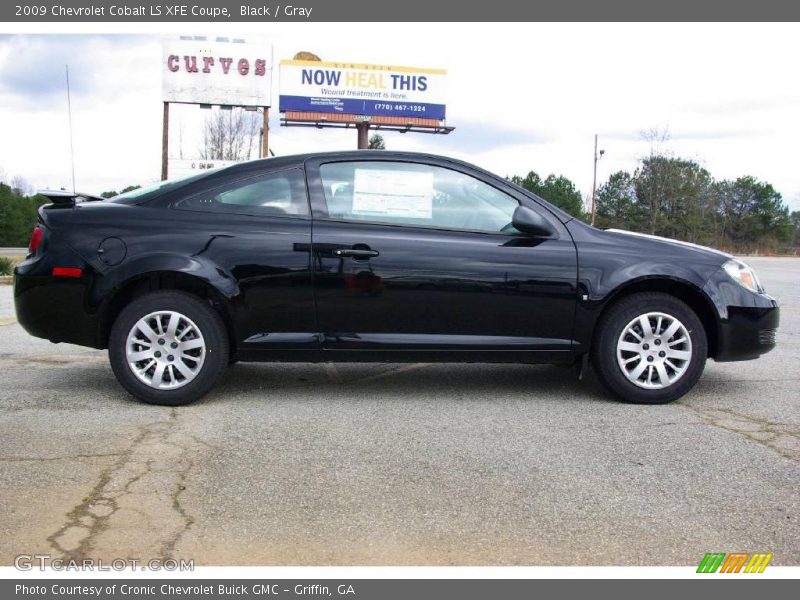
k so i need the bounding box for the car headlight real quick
[722,259,763,293]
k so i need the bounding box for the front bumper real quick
[715,304,779,362]
[704,269,780,362]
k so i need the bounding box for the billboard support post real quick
[357,122,369,149]
[161,102,169,181]
[268,106,269,158]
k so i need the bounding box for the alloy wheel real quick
[616,311,692,389]
[125,310,206,390]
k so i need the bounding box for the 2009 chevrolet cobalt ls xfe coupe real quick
[14,152,778,405]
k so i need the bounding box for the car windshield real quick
[107,171,216,204]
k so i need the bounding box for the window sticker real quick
[352,168,434,219]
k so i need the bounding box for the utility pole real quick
[590,134,605,226]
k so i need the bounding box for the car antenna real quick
[65,64,77,193]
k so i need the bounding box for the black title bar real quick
[4,0,800,22]
[4,579,798,600]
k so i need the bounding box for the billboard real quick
[162,37,273,106]
[279,60,447,120]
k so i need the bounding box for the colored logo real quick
[697,552,773,573]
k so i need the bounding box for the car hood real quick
[603,228,733,262]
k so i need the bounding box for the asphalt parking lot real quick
[0,257,797,566]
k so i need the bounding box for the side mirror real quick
[512,205,556,237]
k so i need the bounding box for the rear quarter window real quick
[174,168,309,218]
[107,171,211,204]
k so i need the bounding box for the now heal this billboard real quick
[279,60,447,120]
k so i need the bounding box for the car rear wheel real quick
[591,292,707,404]
[109,291,228,406]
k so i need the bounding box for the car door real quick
[305,156,578,359]
[169,166,319,356]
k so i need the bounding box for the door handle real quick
[333,248,379,259]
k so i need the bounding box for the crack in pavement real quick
[0,353,106,367]
[683,405,800,462]
[0,453,122,462]
[323,362,429,386]
[46,408,213,561]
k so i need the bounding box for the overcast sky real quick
[0,23,798,211]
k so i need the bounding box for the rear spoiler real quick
[38,189,105,205]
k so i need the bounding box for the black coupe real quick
[14,152,779,405]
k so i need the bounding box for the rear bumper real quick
[14,263,102,349]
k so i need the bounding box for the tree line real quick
[0,181,146,247]
[511,152,798,254]
[2,149,799,252]
[0,183,48,247]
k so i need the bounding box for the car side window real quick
[175,168,309,217]
[319,161,519,233]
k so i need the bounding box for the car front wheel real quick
[108,291,229,406]
[591,292,707,404]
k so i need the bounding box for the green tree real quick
[511,171,584,217]
[0,184,48,246]
[634,155,713,241]
[595,171,646,230]
[368,134,385,150]
[591,148,792,252]
[101,185,140,199]
[715,177,791,251]
[510,171,543,194]
[790,211,800,247]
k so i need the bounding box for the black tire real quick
[108,291,229,406]
[591,292,707,404]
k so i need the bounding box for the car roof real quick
[222,150,480,171]
[218,150,532,193]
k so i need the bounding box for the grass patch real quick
[0,256,14,276]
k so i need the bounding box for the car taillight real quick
[52,267,83,278]
[28,225,43,254]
